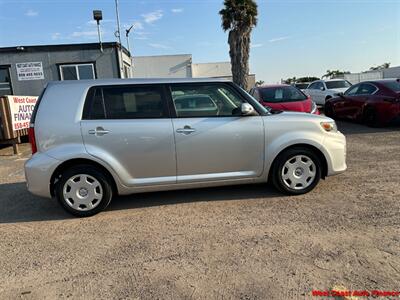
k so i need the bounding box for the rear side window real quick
[356,83,377,95]
[30,86,47,124]
[83,85,166,119]
[381,80,400,92]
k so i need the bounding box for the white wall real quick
[343,66,400,84]
[132,54,192,78]
[192,62,231,78]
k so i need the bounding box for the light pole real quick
[125,24,134,53]
[93,10,103,52]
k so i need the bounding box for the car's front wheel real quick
[271,147,322,195]
[55,165,113,217]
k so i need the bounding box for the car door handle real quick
[176,126,196,135]
[88,127,109,136]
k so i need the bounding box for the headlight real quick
[320,121,337,132]
[310,101,317,114]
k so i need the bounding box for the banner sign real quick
[16,62,44,81]
[6,95,38,130]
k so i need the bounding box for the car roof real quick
[47,77,231,87]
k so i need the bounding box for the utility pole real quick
[114,0,124,78]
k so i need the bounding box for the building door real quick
[0,66,13,96]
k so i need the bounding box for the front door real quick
[168,83,265,183]
[81,84,176,186]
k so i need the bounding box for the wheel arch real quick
[268,143,328,181]
[50,158,118,197]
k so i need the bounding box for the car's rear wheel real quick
[55,165,113,217]
[271,147,321,195]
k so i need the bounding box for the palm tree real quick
[322,70,349,79]
[220,0,258,89]
[369,62,390,71]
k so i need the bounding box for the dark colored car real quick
[325,79,400,126]
[250,84,319,114]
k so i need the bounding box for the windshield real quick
[325,80,352,89]
[381,80,400,92]
[259,86,307,103]
[295,83,309,89]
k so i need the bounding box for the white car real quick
[304,79,352,105]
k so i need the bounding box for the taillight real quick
[28,125,37,154]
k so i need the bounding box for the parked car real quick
[250,84,319,114]
[304,79,352,105]
[25,78,346,217]
[294,82,311,91]
[325,79,400,127]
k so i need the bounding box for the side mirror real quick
[338,92,345,98]
[320,86,325,91]
[241,103,255,116]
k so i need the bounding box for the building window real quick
[59,63,95,80]
[0,67,12,96]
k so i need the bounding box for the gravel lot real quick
[0,121,399,299]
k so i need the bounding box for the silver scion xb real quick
[25,78,346,217]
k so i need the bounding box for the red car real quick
[250,84,319,114]
[325,79,400,127]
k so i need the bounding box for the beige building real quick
[132,54,255,90]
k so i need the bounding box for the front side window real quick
[345,84,360,96]
[60,63,95,80]
[170,84,244,117]
[84,85,165,119]
[259,86,307,103]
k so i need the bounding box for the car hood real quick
[264,99,311,113]
[265,110,332,122]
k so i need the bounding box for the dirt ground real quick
[0,120,399,300]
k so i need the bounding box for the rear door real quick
[81,84,177,186]
[168,82,265,183]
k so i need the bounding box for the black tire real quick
[55,165,113,217]
[271,147,322,195]
[324,102,335,118]
[363,107,380,127]
[324,96,332,106]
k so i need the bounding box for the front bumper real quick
[321,131,347,176]
[24,153,61,198]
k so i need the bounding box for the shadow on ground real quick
[0,182,280,224]
[336,120,400,135]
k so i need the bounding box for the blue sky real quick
[0,0,399,82]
